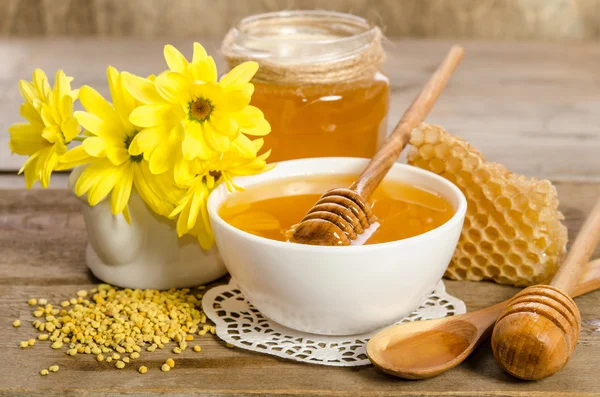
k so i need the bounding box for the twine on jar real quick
[221,14,385,86]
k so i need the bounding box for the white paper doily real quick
[202,279,466,366]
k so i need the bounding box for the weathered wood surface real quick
[2,39,600,182]
[2,0,600,40]
[1,183,600,396]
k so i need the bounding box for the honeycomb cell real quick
[429,158,446,174]
[495,240,510,253]
[451,145,467,159]
[491,253,505,266]
[468,229,482,243]
[474,213,488,228]
[462,154,480,171]
[434,142,450,158]
[508,254,523,266]
[474,168,491,184]
[524,209,539,223]
[455,267,467,279]
[420,144,435,160]
[496,196,512,210]
[411,128,424,146]
[480,240,494,253]
[482,183,502,198]
[520,265,535,277]
[487,265,501,277]
[463,242,478,255]
[502,265,517,278]
[534,237,548,250]
[526,252,540,264]
[471,267,484,278]
[409,123,567,287]
[474,255,487,266]
[424,127,441,144]
[445,158,462,173]
[514,240,528,253]
[484,226,500,241]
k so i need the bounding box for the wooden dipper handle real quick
[551,197,600,294]
[351,45,465,199]
[492,196,600,380]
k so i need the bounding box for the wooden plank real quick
[0,182,599,396]
[1,39,600,182]
[2,0,600,41]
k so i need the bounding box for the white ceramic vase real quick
[70,172,228,290]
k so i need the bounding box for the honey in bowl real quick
[219,175,454,245]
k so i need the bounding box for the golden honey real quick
[251,76,389,162]
[222,11,390,162]
[219,175,454,245]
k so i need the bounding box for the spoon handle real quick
[551,197,600,295]
[351,46,464,199]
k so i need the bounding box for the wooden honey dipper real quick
[290,45,465,246]
[491,196,600,380]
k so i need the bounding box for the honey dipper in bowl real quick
[290,45,465,246]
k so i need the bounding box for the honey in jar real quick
[222,11,390,162]
[219,175,454,245]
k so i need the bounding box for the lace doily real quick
[202,279,466,366]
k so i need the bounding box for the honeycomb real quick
[407,123,568,287]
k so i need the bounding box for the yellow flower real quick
[64,66,183,220]
[125,43,270,178]
[169,137,272,249]
[8,69,80,188]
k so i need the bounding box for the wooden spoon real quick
[366,257,600,380]
[290,45,465,246]
[491,196,600,380]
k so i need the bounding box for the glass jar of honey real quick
[222,11,389,162]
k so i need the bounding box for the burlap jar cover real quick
[221,13,385,86]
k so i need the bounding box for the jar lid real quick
[222,10,385,85]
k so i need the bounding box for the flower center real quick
[124,132,143,163]
[189,97,213,122]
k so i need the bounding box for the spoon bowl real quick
[367,258,600,379]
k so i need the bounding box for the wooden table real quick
[1,39,600,396]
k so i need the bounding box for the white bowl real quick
[207,158,466,335]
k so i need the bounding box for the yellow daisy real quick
[8,69,80,188]
[125,43,270,177]
[64,66,183,220]
[169,136,272,249]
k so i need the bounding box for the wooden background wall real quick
[1,0,600,40]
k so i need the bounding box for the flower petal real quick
[129,126,163,156]
[106,147,130,165]
[82,136,108,157]
[111,163,134,215]
[129,104,173,128]
[164,44,189,74]
[8,123,46,155]
[155,72,190,104]
[203,122,231,152]
[219,61,258,89]
[79,85,121,128]
[182,122,212,160]
[216,90,251,112]
[56,145,92,170]
[123,72,163,104]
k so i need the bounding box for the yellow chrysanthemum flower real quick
[125,43,270,178]
[8,69,80,188]
[62,66,183,221]
[170,137,272,249]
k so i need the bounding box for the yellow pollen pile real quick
[408,124,568,286]
[17,284,216,374]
